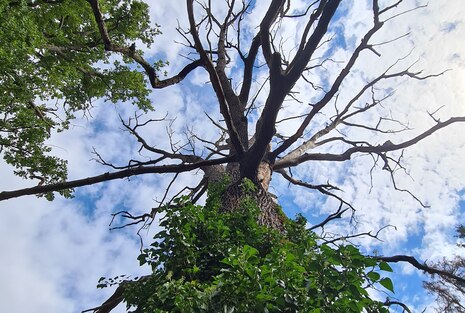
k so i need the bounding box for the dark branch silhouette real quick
[377,255,465,285]
[0,156,235,201]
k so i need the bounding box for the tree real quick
[1,0,159,197]
[1,0,464,312]
[423,226,465,312]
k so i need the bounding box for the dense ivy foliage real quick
[99,180,395,312]
[0,0,162,194]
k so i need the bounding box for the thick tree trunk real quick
[207,160,285,232]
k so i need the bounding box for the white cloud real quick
[0,182,148,312]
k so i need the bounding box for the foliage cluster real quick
[0,0,162,194]
[99,180,395,312]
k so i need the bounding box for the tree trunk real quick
[207,160,285,232]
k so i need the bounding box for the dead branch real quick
[186,0,246,157]
[309,202,349,231]
[274,117,465,169]
[86,0,203,89]
[82,275,151,313]
[244,0,341,179]
[383,300,412,313]
[275,168,355,226]
[0,156,236,201]
[323,225,395,245]
[376,255,465,285]
[271,8,384,159]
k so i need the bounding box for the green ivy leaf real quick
[379,262,393,272]
[379,277,394,293]
[116,194,396,312]
[367,271,380,281]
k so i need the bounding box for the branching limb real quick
[0,156,236,201]
[82,276,151,313]
[186,0,245,156]
[323,225,395,245]
[109,173,181,231]
[109,210,153,230]
[309,202,349,231]
[238,33,262,104]
[272,3,432,162]
[376,255,465,285]
[252,1,342,171]
[379,1,403,15]
[286,0,341,82]
[384,157,430,208]
[275,168,342,193]
[271,22,384,158]
[121,114,204,163]
[86,0,202,88]
[259,0,286,67]
[383,300,412,313]
[341,117,411,134]
[275,168,355,229]
[274,117,465,169]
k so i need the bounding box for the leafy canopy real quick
[99,179,395,312]
[0,0,163,195]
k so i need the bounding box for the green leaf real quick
[379,262,393,272]
[379,277,394,293]
[242,245,259,259]
[367,271,380,281]
[137,253,147,266]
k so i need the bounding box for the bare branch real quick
[83,276,151,313]
[238,33,261,104]
[275,168,356,226]
[271,8,385,159]
[323,225,394,245]
[259,0,286,67]
[186,0,245,156]
[274,117,465,169]
[376,255,465,285]
[383,300,413,313]
[86,0,203,89]
[309,202,349,231]
[121,115,203,164]
[383,3,428,23]
[0,156,236,201]
[379,0,403,15]
[286,0,336,80]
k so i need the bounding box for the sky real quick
[1,0,465,312]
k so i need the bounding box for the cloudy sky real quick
[1,1,465,312]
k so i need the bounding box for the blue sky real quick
[1,1,465,312]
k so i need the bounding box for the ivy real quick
[101,188,395,312]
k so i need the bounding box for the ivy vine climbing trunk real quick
[204,159,284,231]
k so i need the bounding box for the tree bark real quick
[207,156,285,231]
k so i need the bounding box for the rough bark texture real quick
[208,159,285,232]
[220,179,285,231]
